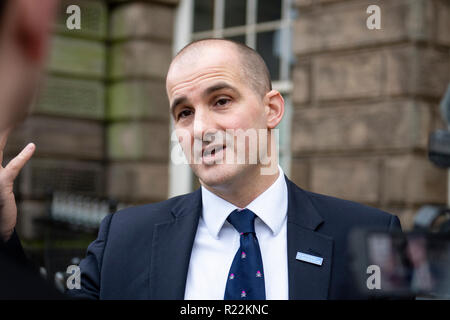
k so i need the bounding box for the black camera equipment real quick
[419,83,450,233]
[429,83,450,169]
[349,84,450,299]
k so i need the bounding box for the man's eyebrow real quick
[170,96,188,117]
[170,82,239,117]
[203,82,240,98]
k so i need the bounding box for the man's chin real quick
[194,163,243,188]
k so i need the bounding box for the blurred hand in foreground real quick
[0,129,35,242]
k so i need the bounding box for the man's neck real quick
[201,165,281,208]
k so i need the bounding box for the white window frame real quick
[169,0,294,197]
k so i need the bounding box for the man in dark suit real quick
[69,39,401,299]
[2,38,401,300]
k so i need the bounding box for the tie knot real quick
[227,208,256,234]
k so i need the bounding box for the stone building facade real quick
[4,0,449,240]
[290,0,449,229]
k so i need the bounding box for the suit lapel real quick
[148,189,202,299]
[285,177,334,299]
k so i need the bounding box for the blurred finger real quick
[0,128,13,165]
[0,128,12,150]
[5,143,35,180]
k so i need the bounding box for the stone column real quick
[106,0,178,204]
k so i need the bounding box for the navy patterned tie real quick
[224,208,266,300]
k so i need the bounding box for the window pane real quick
[257,0,282,23]
[224,0,247,28]
[225,35,246,45]
[193,0,214,32]
[256,30,281,81]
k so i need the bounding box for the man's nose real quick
[192,108,214,140]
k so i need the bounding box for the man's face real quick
[166,45,270,189]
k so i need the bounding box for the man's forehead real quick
[166,45,243,95]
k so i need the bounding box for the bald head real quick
[170,38,272,98]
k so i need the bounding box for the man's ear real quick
[264,90,284,129]
[16,0,58,63]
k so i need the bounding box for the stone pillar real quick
[290,0,450,229]
[106,0,178,204]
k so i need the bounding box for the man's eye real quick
[215,98,230,106]
[178,109,193,120]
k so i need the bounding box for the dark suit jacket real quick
[0,230,65,299]
[61,176,401,300]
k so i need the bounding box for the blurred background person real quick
[0,0,62,299]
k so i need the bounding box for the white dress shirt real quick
[184,166,289,300]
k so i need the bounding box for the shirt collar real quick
[201,165,288,239]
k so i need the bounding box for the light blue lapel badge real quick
[296,251,323,266]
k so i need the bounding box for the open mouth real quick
[202,145,226,163]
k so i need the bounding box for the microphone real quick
[428,84,450,168]
[440,83,450,130]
